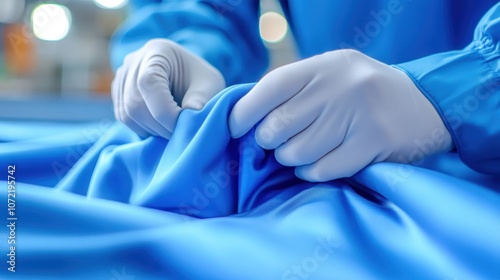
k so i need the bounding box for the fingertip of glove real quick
[294,167,310,181]
[228,112,245,139]
[294,166,333,183]
[228,119,241,139]
[182,99,205,111]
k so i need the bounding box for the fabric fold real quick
[0,84,499,279]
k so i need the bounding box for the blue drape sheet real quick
[0,84,499,279]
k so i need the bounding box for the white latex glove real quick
[229,50,453,182]
[112,39,225,139]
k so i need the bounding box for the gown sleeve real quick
[395,3,500,175]
[110,0,268,85]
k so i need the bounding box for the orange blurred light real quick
[3,24,36,76]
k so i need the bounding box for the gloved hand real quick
[112,39,225,139]
[229,50,453,182]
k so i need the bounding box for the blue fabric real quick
[1,84,499,279]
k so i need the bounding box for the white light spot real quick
[31,4,71,41]
[259,11,288,44]
[93,0,128,9]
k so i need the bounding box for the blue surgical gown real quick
[1,84,499,279]
[111,0,500,176]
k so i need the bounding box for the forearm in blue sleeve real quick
[110,0,268,85]
[395,3,500,174]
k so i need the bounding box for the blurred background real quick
[0,0,296,118]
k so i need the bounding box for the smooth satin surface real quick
[1,84,499,279]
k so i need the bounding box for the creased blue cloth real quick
[1,84,499,279]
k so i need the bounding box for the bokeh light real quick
[93,0,128,10]
[259,11,288,44]
[31,4,72,41]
